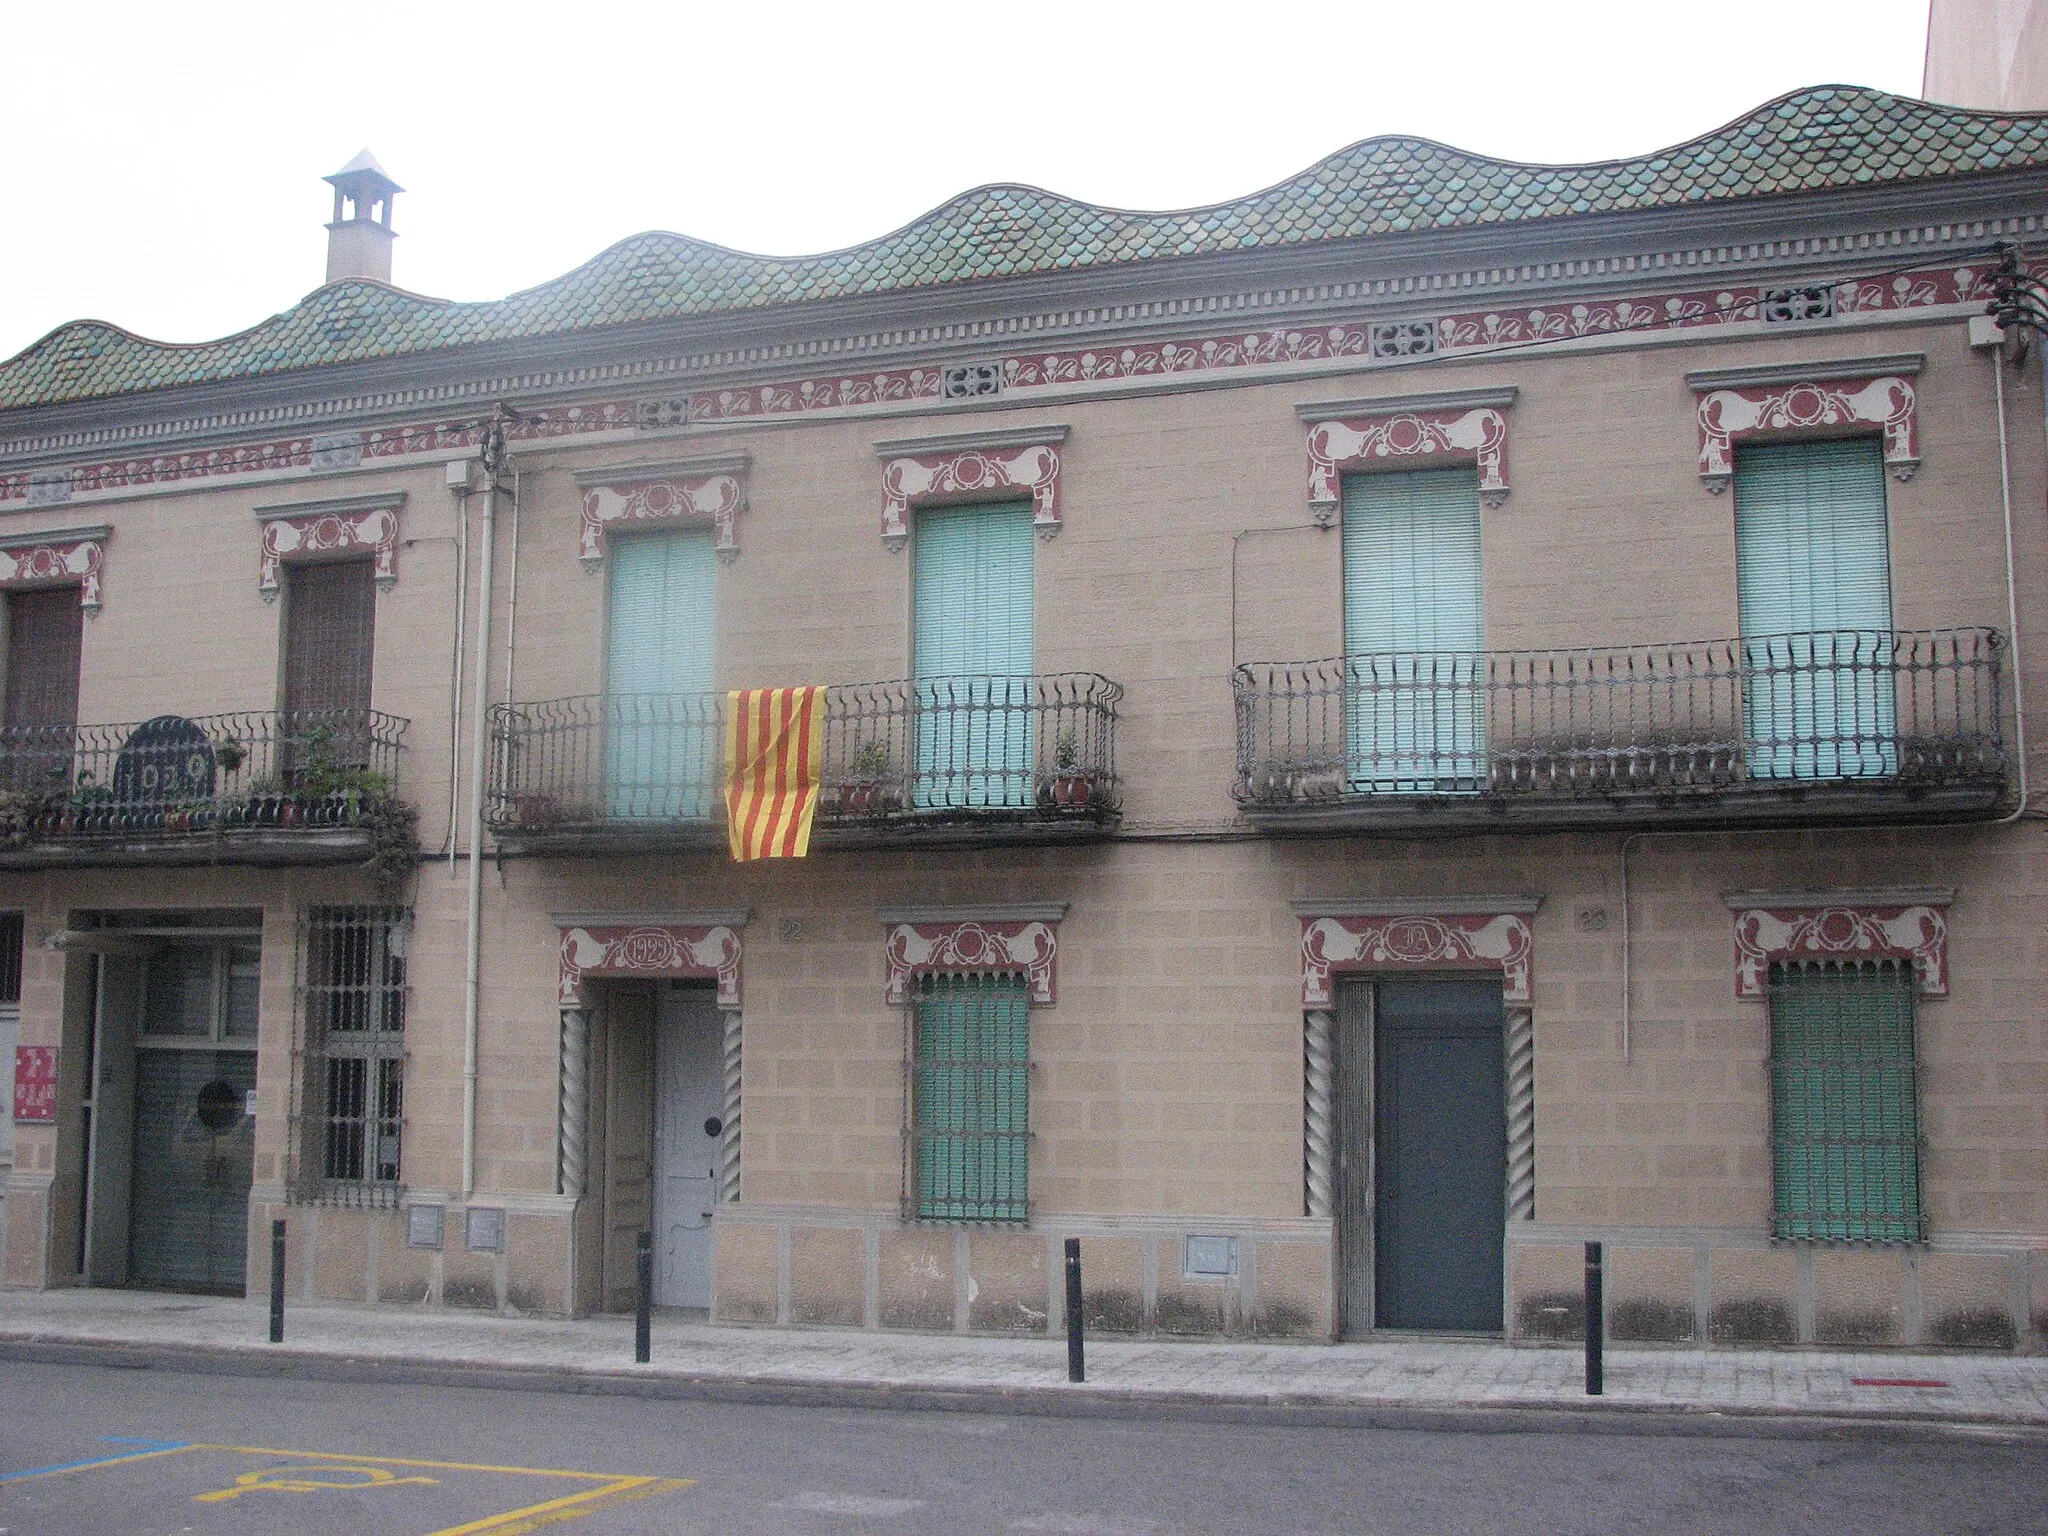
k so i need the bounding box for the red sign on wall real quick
[13,1045,56,1123]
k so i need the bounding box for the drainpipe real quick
[461,411,509,1198]
[445,462,471,866]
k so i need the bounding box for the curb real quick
[3,1332,2044,1443]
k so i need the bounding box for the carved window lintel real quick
[254,493,404,600]
[875,429,1068,549]
[575,455,750,566]
[1724,889,1953,998]
[0,524,109,612]
[1689,365,1920,492]
[880,903,1067,1005]
[1300,390,1515,517]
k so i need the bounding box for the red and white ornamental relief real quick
[1730,903,1949,998]
[884,920,1058,1006]
[881,443,1062,546]
[0,537,105,610]
[1306,407,1509,513]
[1694,376,1918,492]
[558,924,742,1009]
[1300,912,1534,1008]
[580,473,746,566]
[0,261,2010,510]
[259,507,399,596]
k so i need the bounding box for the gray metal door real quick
[129,1049,255,1293]
[652,985,722,1308]
[1373,976,1505,1331]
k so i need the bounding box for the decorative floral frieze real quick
[255,495,402,599]
[578,457,749,565]
[557,921,744,1009]
[1693,375,1919,492]
[882,911,1064,1006]
[0,259,2012,509]
[877,432,1065,547]
[0,527,107,611]
[1304,396,1512,516]
[1728,900,1951,998]
[1297,907,1536,1008]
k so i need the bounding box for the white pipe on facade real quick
[445,474,471,866]
[460,445,501,1198]
[502,469,522,710]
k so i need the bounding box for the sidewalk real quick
[2,1287,2044,1434]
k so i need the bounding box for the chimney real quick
[323,150,403,285]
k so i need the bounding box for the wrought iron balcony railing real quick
[487,674,1121,840]
[1234,629,2006,825]
[0,709,408,843]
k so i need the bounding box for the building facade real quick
[2,87,2046,1352]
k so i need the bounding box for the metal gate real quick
[124,936,260,1293]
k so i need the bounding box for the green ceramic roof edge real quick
[7,84,2047,414]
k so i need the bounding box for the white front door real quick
[652,984,723,1308]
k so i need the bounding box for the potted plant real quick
[841,738,895,815]
[214,739,246,774]
[1049,728,1095,808]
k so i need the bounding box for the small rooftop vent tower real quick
[323,150,402,286]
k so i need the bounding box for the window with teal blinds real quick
[913,502,1035,808]
[1341,467,1485,791]
[1769,962,1923,1243]
[1735,438,1897,780]
[912,972,1029,1224]
[604,531,718,818]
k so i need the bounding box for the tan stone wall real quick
[2,308,2044,1352]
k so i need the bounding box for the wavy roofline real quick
[5,84,2046,407]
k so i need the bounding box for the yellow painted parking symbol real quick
[194,1462,440,1502]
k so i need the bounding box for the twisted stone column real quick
[558,1008,589,1199]
[1505,1006,1536,1221]
[1303,1009,1335,1219]
[720,1010,742,1204]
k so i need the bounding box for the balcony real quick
[487,674,1122,852]
[1234,629,2008,832]
[0,709,410,867]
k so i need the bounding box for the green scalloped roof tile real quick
[6,85,2046,412]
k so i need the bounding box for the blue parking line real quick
[0,1437,191,1483]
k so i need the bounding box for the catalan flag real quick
[723,687,826,860]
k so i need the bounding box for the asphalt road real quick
[1,1359,2044,1535]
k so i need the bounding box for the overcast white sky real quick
[2,1,1931,364]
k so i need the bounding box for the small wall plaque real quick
[464,1207,505,1253]
[13,1045,56,1123]
[1183,1234,1239,1281]
[405,1204,444,1250]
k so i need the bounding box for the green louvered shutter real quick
[1342,468,1485,791]
[913,972,1029,1223]
[913,502,1035,808]
[605,531,718,818]
[1736,439,1896,780]
[1769,962,1922,1242]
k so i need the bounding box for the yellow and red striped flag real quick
[723,687,826,861]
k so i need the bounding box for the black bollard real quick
[1584,1240,1604,1396]
[269,1219,286,1344]
[634,1230,653,1364]
[1064,1237,1085,1383]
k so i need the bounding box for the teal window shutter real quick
[1735,438,1896,780]
[1769,962,1922,1243]
[604,531,718,819]
[912,502,1035,808]
[913,972,1029,1223]
[1341,467,1485,791]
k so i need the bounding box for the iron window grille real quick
[1768,959,1925,1244]
[293,904,409,1206]
[907,971,1030,1225]
[636,397,689,430]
